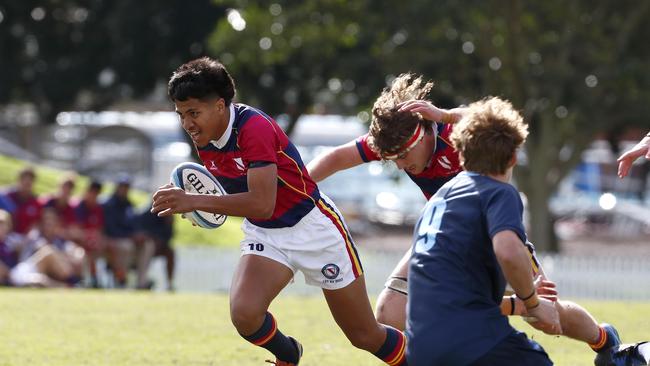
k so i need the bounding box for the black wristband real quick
[516,289,536,301]
[509,295,516,315]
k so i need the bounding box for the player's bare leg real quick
[375,248,410,331]
[323,275,407,365]
[32,245,74,281]
[554,300,601,343]
[230,254,302,364]
[531,263,650,366]
[230,254,293,333]
[534,265,615,350]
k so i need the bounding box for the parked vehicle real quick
[292,114,426,231]
[41,111,192,190]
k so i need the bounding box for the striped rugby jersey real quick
[196,103,320,228]
[355,123,462,199]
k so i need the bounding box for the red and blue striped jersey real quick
[6,190,41,234]
[197,103,320,228]
[355,123,462,199]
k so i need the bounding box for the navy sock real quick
[591,324,620,352]
[373,325,407,365]
[241,312,299,363]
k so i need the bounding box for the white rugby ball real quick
[170,162,227,229]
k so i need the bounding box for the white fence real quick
[144,247,650,300]
[538,254,650,300]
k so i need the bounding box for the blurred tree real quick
[0,0,225,122]
[208,1,384,134]
[447,0,650,251]
[2,0,649,250]
[208,0,650,251]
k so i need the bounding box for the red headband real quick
[382,123,425,160]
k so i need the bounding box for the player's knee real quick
[346,328,382,351]
[375,306,402,330]
[375,289,407,330]
[374,305,389,325]
[230,301,266,334]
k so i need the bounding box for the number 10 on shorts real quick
[248,243,265,252]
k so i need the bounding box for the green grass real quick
[0,154,243,247]
[0,289,648,365]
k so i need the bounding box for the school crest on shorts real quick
[321,263,340,279]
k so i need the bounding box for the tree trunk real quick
[525,180,559,253]
[517,113,561,253]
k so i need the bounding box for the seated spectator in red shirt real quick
[5,167,41,235]
[40,174,78,240]
[72,180,106,288]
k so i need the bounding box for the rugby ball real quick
[170,162,227,229]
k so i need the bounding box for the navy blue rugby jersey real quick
[406,171,527,366]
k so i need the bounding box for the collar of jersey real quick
[209,103,236,149]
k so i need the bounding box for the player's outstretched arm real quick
[617,132,650,178]
[307,140,364,182]
[398,100,467,124]
[493,230,562,335]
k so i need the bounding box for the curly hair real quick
[450,97,528,175]
[168,57,236,105]
[368,73,435,158]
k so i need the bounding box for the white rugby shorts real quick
[240,193,363,290]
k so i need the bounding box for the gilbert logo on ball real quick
[170,162,228,229]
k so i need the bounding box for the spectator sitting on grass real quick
[39,174,78,241]
[1,208,83,287]
[137,201,175,291]
[72,180,106,288]
[102,175,154,289]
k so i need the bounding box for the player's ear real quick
[508,153,517,168]
[215,97,226,111]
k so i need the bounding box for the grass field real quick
[1,289,649,365]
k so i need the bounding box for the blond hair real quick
[450,97,528,175]
[369,73,434,157]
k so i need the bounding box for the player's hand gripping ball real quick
[170,162,228,229]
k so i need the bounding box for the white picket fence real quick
[537,254,650,300]
[144,247,650,300]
